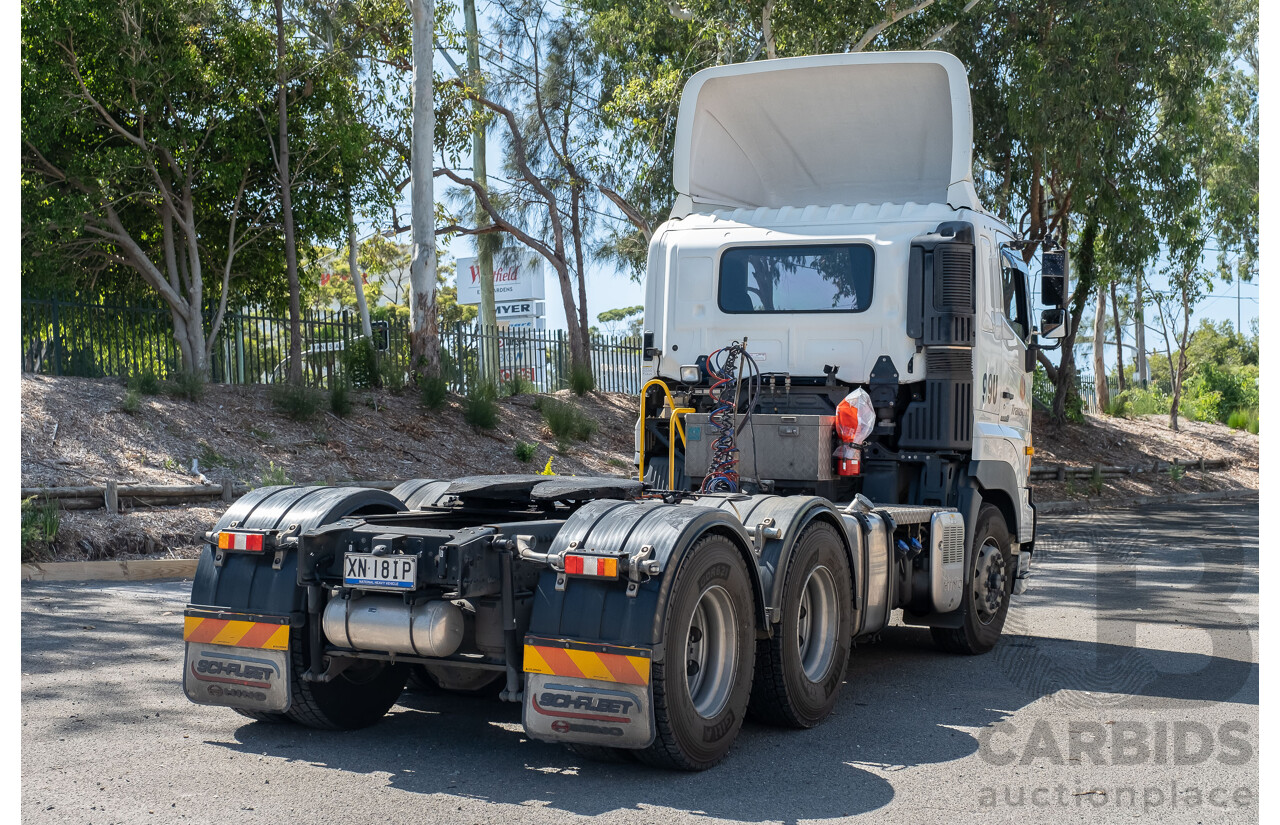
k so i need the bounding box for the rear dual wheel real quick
[637,534,757,771]
[750,522,853,728]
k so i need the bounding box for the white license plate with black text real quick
[344,553,417,590]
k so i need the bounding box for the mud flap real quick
[183,643,291,713]
[523,673,654,748]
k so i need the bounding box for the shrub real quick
[260,461,292,486]
[341,338,381,389]
[1125,386,1172,416]
[514,441,537,463]
[420,375,449,410]
[503,374,536,397]
[1169,462,1185,483]
[463,382,499,429]
[330,381,352,417]
[168,371,204,402]
[122,389,141,414]
[568,363,595,396]
[1227,408,1259,434]
[382,365,406,395]
[539,397,597,442]
[271,383,323,422]
[127,371,161,395]
[21,497,60,562]
[1104,392,1130,418]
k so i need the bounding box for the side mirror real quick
[1040,308,1068,341]
[1041,250,1069,309]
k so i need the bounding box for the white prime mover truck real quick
[182,51,1070,771]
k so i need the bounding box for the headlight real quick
[679,365,701,384]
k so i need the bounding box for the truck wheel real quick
[637,533,756,771]
[285,632,408,730]
[749,522,852,728]
[931,504,1012,655]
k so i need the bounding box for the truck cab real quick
[639,51,1062,555]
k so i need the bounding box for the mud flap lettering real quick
[183,643,291,713]
[523,673,653,749]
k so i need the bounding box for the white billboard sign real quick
[456,255,545,304]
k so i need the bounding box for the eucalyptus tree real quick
[22,0,282,378]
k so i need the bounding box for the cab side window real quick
[998,248,1030,342]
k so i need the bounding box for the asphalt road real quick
[21,498,1259,824]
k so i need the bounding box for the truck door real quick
[995,246,1035,542]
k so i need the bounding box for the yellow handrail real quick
[638,378,692,486]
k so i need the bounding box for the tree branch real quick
[851,0,937,52]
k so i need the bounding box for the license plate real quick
[343,553,417,590]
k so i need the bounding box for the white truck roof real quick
[671,51,978,214]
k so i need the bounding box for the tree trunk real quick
[464,0,497,382]
[1049,216,1094,425]
[1110,279,1125,393]
[570,185,593,379]
[1134,270,1147,388]
[276,0,302,385]
[1093,279,1109,412]
[408,0,439,380]
[346,191,372,339]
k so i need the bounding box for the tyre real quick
[931,503,1012,655]
[636,533,756,771]
[284,629,408,730]
[749,521,852,728]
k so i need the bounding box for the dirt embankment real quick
[21,375,638,561]
[20,376,1257,561]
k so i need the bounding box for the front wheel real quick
[637,533,756,771]
[931,503,1012,655]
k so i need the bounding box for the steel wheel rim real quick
[973,539,1007,625]
[684,584,738,718]
[797,564,839,682]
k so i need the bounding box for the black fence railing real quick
[20,297,644,395]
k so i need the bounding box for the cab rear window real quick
[718,244,874,314]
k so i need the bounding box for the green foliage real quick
[122,389,141,414]
[167,372,204,403]
[341,338,381,389]
[1064,475,1078,497]
[1122,387,1173,416]
[271,383,323,422]
[382,364,406,395]
[1226,408,1259,434]
[503,374,536,397]
[128,371,161,395]
[463,383,499,429]
[1032,365,1055,411]
[1169,463,1185,483]
[514,440,538,463]
[330,382,352,417]
[420,375,449,410]
[260,461,292,487]
[21,496,61,560]
[1104,394,1129,418]
[596,305,644,337]
[538,397,597,443]
[568,363,595,396]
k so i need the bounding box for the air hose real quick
[700,340,753,493]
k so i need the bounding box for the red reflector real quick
[245,533,264,552]
[565,555,584,575]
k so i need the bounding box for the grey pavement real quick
[21,498,1259,824]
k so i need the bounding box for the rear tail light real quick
[218,531,265,552]
[564,554,619,578]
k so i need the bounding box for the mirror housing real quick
[1039,309,1068,348]
[1041,250,1068,309]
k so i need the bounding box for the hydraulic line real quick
[700,340,759,493]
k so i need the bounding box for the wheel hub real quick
[796,565,839,682]
[972,540,1007,624]
[684,585,738,719]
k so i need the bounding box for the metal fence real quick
[20,297,644,395]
